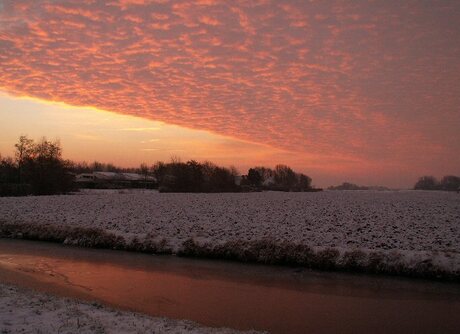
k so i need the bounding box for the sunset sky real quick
[1,0,459,188]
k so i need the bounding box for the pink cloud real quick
[0,0,459,183]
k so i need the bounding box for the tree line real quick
[240,166,313,192]
[151,161,315,193]
[0,135,317,196]
[0,136,74,196]
[414,175,460,191]
[328,182,390,191]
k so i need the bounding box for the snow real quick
[0,190,459,273]
[0,283,262,334]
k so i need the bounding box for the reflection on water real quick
[0,239,460,334]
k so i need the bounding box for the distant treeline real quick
[414,176,460,192]
[328,182,390,191]
[152,159,238,193]
[0,135,318,196]
[151,161,315,193]
[69,161,148,175]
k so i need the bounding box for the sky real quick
[0,0,459,188]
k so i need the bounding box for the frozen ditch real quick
[1,239,460,334]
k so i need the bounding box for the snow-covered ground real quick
[0,190,459,276]
[0,283,262,334]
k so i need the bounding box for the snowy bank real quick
[0,284,262,334]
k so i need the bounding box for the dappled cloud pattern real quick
[1,0,459,176]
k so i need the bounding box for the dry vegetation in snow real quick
[0,190,459,279]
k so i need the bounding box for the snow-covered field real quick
[0,190,459,277]
[0,284,261,334]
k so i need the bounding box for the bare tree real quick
[14,135,34,183]
[140,163,149,181]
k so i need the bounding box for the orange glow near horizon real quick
[1,1,459,187]
[0,92,436,188]
[0,92,288,161]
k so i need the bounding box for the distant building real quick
[75,172,156,189]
